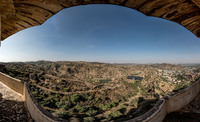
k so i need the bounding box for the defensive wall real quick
[0,72,66,122]
[0,72,199,122]
[127,79,200,122]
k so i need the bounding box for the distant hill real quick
[151,63,182,70]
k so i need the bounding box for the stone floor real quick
[0,81,32,122]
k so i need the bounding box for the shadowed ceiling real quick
[1,0,200,41]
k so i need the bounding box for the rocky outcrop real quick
[1,0,200,41]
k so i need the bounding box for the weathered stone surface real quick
[1,0,200,41]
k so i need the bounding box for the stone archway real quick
[0,1,200,121]
[1,0,200,45]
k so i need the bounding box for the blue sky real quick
[0,4,200,64]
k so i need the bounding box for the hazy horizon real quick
[1,4,200,64]
[0,60,199,65]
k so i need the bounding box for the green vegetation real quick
[99,104,112,111]
[107,110,122,120]
[176,75,187,81]
[86,108,98,116]
[160,76,168,82]
[63,88,69,92]
[140,87,146,96]
[173,81,191,92]
[55,107,72,119]
[70,94,80,103]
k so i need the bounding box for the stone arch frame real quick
[0,1,200,121]
[1,0,200,43]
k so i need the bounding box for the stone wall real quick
[0,72,200,122]
[24,83,66,122]
[0,72,24,95]
[167,80,200,113]
[126,79,200,122]
[126,100,167,122]
[0,72,65,122]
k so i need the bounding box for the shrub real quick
[95,97,100,101]
[32,90,38,96]
[125,94,131,99]
[173,82,190,92]
[56,100,72,110]
[119,104,126,109]
[54,107,72,119]
[62,102,72,110]
[40,96,54,107]
[56,101,63,108]
[131,98,138,103]
[161,84,165,87]
[52,94,60,102]
[86,108,98,116]
[56,97,65,108]
[121,98,126,103]
[110,102,117,107]
[99,104,112,111]
[70,94,80,103]
[107,111,122,120]
[114,99,120,104]
[132,90,138,96]
[74,105,91,113]
[140,87,146,96]
[156,86,160,90]
[63,88,69,92]
[87,96,93,100]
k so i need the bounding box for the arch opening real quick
[0,4,200,121]
[0,1,200,121]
